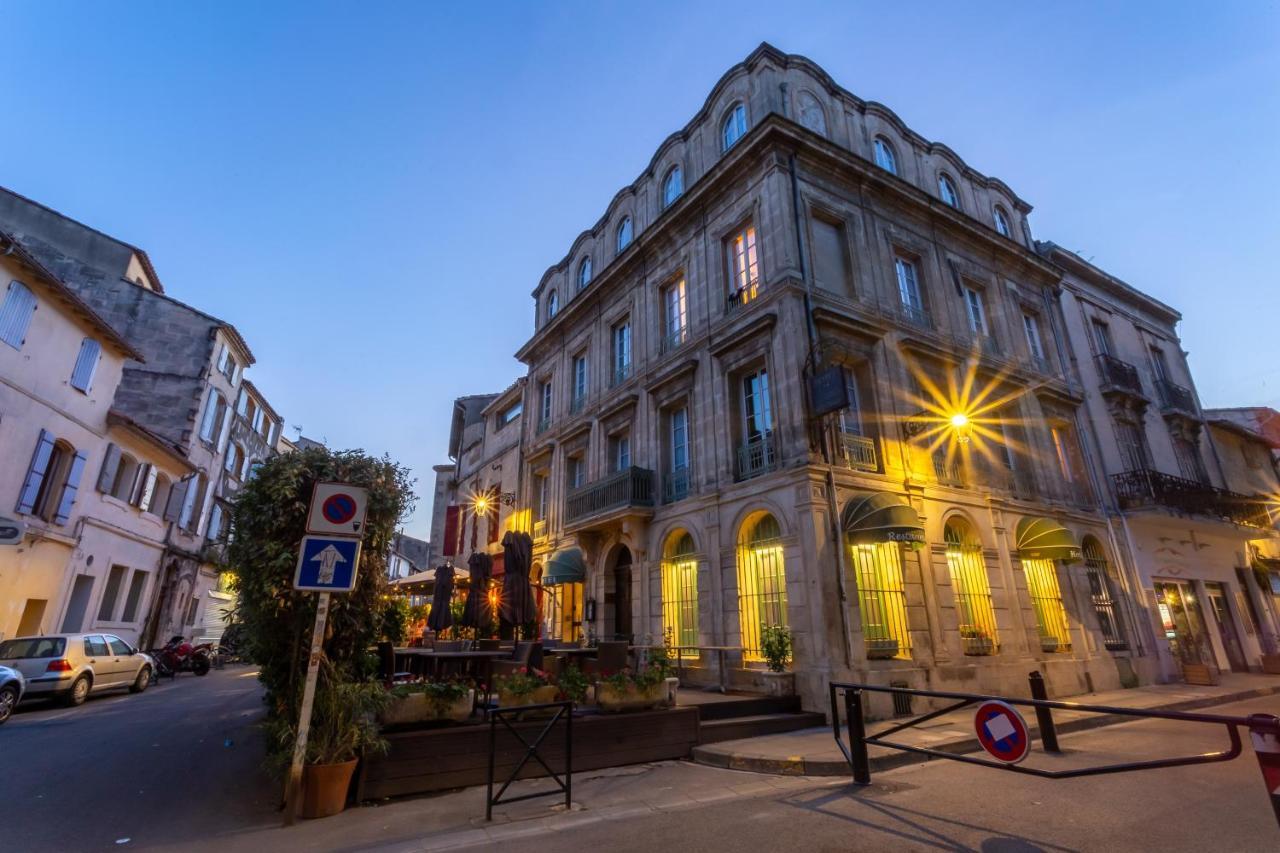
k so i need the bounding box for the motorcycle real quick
[152,635,213,679]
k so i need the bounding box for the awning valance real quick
[1016,517,1081,562]
[841,492,925,547]
[542,548,586,586]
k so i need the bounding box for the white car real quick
[0,664,24,724]
[0,634,153,707]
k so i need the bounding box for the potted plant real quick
[595,666,667,712]
[495,667,559,706]
[760,625,794,697]
[865,635,899,660]
[381,680,474,726]
[285,677,390,819]
[960,627,995,656]
[556,664,591,707]
[650,640,679,706]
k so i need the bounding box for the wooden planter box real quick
[962,637,995,656]
[357,706,700,800]
[1182,663,1219,686]
[497,684,559,707]
[1261,653,1280,675]
[595,682,666,713]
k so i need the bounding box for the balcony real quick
[933,454,965,487]
[725,283,760,314]
[1030,354,1055,376]
[976,334,1001,358]
[563,466,655,529]
[663,465,692,504]
[898,301,932,331]
[536,417,550,435]
[1095,354,1144,397]
[662,326,689,354]
[1113,468,1272,528]
[569,394,586,415]
[532,519,547,540]
[840,433,878,472]
[735,431,777,481]
[1156,379,1197,416]
[612,363,633,387]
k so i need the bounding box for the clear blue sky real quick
[5,2,1277,539]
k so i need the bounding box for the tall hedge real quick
[226,446,414,740]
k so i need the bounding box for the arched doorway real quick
[612,546,633,641]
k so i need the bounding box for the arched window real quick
[577,257,592,291]
[849,537,911,660]
[736,512,787,659]
[662,166,683,208]
[616,216,633,252]
[938,173,961,209]
[1021,542,1072,653]
[661,531,699,647]
[993,205,1011,237]
[944,517,999,655]
[1082,536,1126,650]
[873,137,898,174]
[722,102,747,151]
[797,91,826,136]
[546,290,558,321]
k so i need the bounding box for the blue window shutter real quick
[16,429,55,514]
[0,281,37,349]
[69,338,100,392]
[54,450,88,525]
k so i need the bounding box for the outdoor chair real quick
[477,638,502,651]
[583,640,628,676]
[376,641,413,685]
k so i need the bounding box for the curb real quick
[691,684,1280,777]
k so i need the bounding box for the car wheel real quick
[130,667,151,694]
[64,675,91,707]
[0,684,18,724]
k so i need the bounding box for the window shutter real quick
[16,429,56,514]
[0,281,37,349]
[130,463,151,506]
[195,481,215,536]
[69,338,100,392]
[138,465,158,511]
[163,478,188,522]
[216,344,228,373]
[179,477,200,529]
[54,451,88,525]
[442,505,460,557]
[198,389,219,441]
[216,404,233,452]
[97,443,122,493]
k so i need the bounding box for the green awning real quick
[841,492,925,548]
[1016,517,1081,562]
[542,548,586,586]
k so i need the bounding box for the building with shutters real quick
[0,230,194,645]
[0,187,284,648]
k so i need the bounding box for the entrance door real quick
[1205,582,1249,673]
[1153,580,1211,665]
[612,547,633,642]
[17,599,47,637]
[60,575,95,633]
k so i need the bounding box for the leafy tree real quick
[226,446,414,761]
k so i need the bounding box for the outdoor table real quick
[548,647,597,670]
[392,649,511,710]
[661,645,739,693]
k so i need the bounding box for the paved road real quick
[0,664,277,852]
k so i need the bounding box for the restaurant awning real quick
[543,548,586,586]
[841,492,925,547]
[1016,516,1082,562]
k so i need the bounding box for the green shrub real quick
[761,625,793,673]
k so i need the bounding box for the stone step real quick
[686,694,801,721]
[697,711,828,745]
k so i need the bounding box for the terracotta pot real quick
[301,759,357,819]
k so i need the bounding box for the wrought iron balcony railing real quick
[1095,354,1144,396]
[661,326,689,354]
[1156,379,1197,415]
[1113,468,1272,528]
[536,417,550,435]
[840,432,878,472]
[932,454,965,487]
[735,431,777,481]
[725,283,760,314]
[569,393,586,415]
[563,467,655,526]
[612,363,632,387]
[663,465,692,504]
[898,301,932,330]
[532,519,547,540]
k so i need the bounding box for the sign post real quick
[282,481,369,825]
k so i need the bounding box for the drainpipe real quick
[787,151,853,670]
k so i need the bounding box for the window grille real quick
[1023,557,1072,652]
[849,542,911,660]
[737,514,787,660]
[1083,538,1127,650]
[662,533,699,649]
[945,522,999,655]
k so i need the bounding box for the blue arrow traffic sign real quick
[293,536,362,592]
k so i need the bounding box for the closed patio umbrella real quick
[426,564,456,633]
[500,531,537,634]
[460,552,492,630]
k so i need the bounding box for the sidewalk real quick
[692,672,1280,776]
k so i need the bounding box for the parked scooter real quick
[152,635,213,679]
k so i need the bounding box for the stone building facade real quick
[512,44,1145,712]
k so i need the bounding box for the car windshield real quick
[0,637,66,659]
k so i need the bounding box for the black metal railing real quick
[485,700,572,821]
[536,417,550,435]
[840,433,878,472]
[898,301,932,330]
[1113,468,1273,528]
[1095,354,1144,396]
[1156,379,1196,414]
[564,467,654,526]
[976,334,1001,357]
[735,432,777,480]
[663,465,692,504]
[933,453,965,487]
[725,283,759,313]
[662,326,689,354]
[569,394,586,415]
[612,363,632,387]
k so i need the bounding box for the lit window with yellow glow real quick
[736,513,787,659]
[728,225,759,304]
[661,531,699,649]
[1023,557,1072,652]
[849,541,911,660]
[944,519,999,655]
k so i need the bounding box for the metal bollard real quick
[844,688,872,785]
[1028,671,1061,754]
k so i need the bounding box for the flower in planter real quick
[556,665,590,704]
[494,667,553,701]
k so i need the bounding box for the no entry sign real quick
[974,700,1031,764]
[306,482,369,537]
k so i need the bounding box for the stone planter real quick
[1261,653,1280,675]
[498,684,560,708]
[761,670,795,697]
[1039,637,1061,654]
[595,681,666,712]
[301,758,358,819]
[962,636,995,656]
[381,689,474,726]
[865,638,899,660]
[1182,662,1219,686]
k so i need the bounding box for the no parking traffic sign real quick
[306,482,369,537]
[974,700,1031,764]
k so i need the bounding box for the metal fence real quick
[485,700,572,821]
